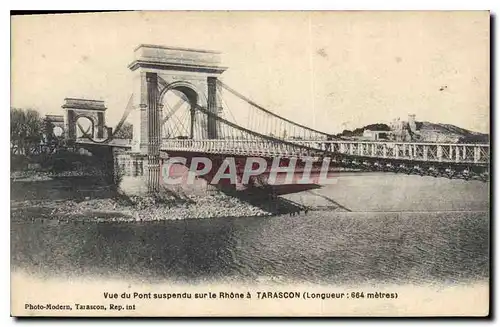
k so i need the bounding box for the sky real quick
[11,11,490,134]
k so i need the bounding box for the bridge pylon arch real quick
[159,81,200,140]
[128,44,227,154]
[127,44,227,192]
[62,98,107,140]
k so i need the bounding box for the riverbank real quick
[13,169,485,223]
[11,193,275,222]
[11,171,308,222]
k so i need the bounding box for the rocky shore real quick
[11,194,273,223]
[11,171,275,222]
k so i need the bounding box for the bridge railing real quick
[161,139,489,165]
[290,140,490,164]
[161,139,308,157]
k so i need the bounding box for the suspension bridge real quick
[57,44,489,193]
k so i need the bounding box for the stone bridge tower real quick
[128,44,227,153]
[62,98,107,140]
[127,44,227,192]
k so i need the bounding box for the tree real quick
[113,122,133,139]
[10,108,44,155]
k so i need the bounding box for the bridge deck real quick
[160,139,490,165]
[75,138,489,166]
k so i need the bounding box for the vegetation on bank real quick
[10,107,132,178]
[113,122,133,139]
[11,108,46,156]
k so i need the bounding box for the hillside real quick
[417,122,489,143]
[336,121,489,143]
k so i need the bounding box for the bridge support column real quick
[207,77,218,139]
[146,72,161,193]
[66,109,76,140]
[97,112,105,138]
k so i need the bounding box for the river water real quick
[11,173,489,285]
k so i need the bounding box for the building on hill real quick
[389,114,420,142]
[344,113,486,143]
[362,129,393,141]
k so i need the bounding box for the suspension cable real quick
[217,80,334,139]
[193,103,327,153]
[76,94,134,144]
